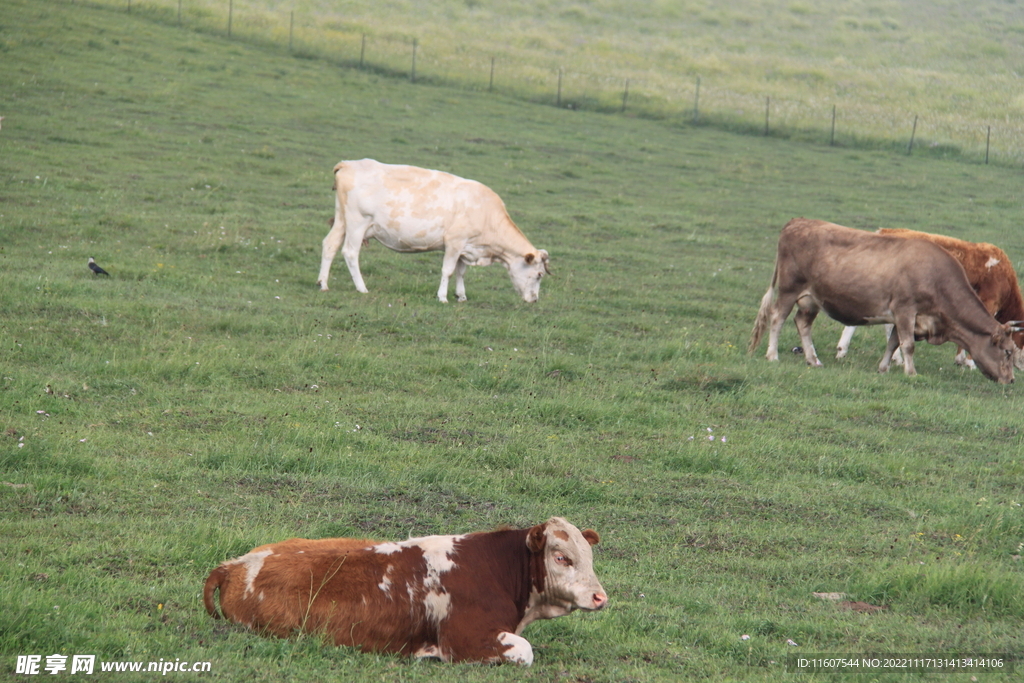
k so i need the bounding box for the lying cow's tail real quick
[748,262,778,355]
[203,565,228,619]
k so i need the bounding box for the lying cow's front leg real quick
[495,632,534,665]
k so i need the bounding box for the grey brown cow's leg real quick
[765,294,800,361]
[793,298,823,367]
[878,325,900,373]
[882,315,917,375]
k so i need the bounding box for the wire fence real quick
[88,0,1024,166]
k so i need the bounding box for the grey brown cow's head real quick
[506,250,550,303]
[519,517,606,629]
[971,324,1017,384]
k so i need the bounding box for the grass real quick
[74,0,1024,165]
[2,0,1024,681]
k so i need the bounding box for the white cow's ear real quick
[524,252,536,265]
[581,529,600,546]
[526,523,547,553]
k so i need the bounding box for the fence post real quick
[830,105,836,146]
[489,57,495,92]
[227,0,233,38]
[359,34,366,69]
[621,78,629,113]
[288,11,293,52]
[985,125,991,164]
[557,67,563,107]
[411,39,417,83]
[693,76,700,122]
[764,96,770,136]
[907,115,918,154]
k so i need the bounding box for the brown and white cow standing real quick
[748,218,1016,383]
[204,517,607,665]
[835,227,1024,369]
[317,159,550,303]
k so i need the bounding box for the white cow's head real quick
[521,517,606,626]
[507,250,550,303]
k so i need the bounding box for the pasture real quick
[2,1,1024,680]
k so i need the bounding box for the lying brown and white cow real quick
[835,227,1024,369]
[317,159,550,303]
[204,517,607,665]
[749,218,1016,383]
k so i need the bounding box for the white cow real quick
[317,159,550,303]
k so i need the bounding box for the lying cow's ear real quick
[527,523,547,553]
[581,529,600,546]
[524,252,536,265]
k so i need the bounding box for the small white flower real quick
[708,435,714,441]
[687,436,694,441]
[18,443,25,448]
[741,634,751,641]
[786,639,798,647]
[275,296,281,300]
[706,427,712,432]
[721,436,727,443]
[79,438,87,443]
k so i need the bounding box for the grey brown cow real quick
[835,227,1024,369]
[749,218,1016,383]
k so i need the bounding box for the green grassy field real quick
[3,0,1024,681]
[81,0,1024,164]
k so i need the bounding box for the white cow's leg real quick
[793,297,823,367]
[496,632,534,666]
[437,247,462,303]
[836,326,856,358]
[453,259,468,302]
[341,215,371,294]
[954,347,976,369]
[317,203,346,291]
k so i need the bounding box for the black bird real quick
[88,257,110,276]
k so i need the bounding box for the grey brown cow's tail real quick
[748,263,778,355]
[203,565,228,619]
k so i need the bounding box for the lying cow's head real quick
[506,250,550,303]
[521,517,607,627]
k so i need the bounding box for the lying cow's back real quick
[205,536,449,650]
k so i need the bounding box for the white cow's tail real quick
[748,262,778,355]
